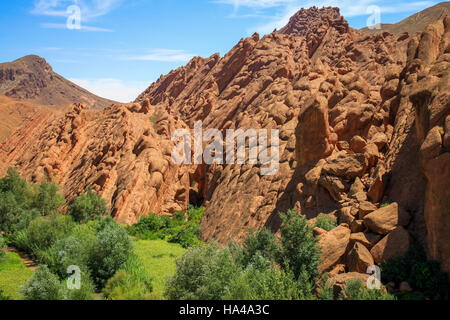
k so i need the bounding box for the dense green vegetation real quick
[165,210,320,300]
[381,243,449,300]
[127,205,205,248]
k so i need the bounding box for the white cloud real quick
[123,49,196,62]
[218,0,437,34]
[69,78,150,103]
[41,23,114,32]
[32,0,122,20]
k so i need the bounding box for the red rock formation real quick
[1,7,449,276]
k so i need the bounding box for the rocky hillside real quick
[361,2,450,35]
[0,55,116,109]
[1,7,449,279]
[0,95,69,144]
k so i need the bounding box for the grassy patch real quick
[134,240,185,297]
[0,252,33,300]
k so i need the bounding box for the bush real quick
[0,168,36,210]
[381,243,448,300]
[46,225,97,278]
[341,279,396,300]
[64,270,95,301]
[223,253,303,300]
[313,214,337,232]
[279,210,321,286]
[68,189,108,223]
[242,227,280,267]
[12,214,76,255]
[165,244,240,300]
[103,254,153,300]
[89,219,134,287]
[20,265,65,300]
[34,180,65,216]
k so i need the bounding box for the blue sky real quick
[0,0,441,102]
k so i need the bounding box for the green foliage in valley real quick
[165,209,320,300]
[127,205,205,248]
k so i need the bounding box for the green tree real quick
[68,189,108,223]
[20,265,65,300]
[88,219,133,287]
[279,210,321,287]
[165,244,240,300]
[34,180,65,215]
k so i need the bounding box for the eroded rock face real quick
[0,6,449,276]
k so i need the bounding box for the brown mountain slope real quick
[1,7,449,277]
[360,1,450,35]
[0,55,116,109]
[0,95,68,144]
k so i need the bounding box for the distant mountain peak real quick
[0,55,116,109]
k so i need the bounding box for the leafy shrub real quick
[316,273,334,300]
[12,214,76,255]
[0,192,39,235]
[223,253,303,300]
[20,265,65,300]
[64,270,95,301]
[103,254,153,300]
[242,227,280,267]
[34,180,65,216]
[341,279,396,300]
[68,189,108,223]
[279,210,321,286]
[89,219,134,287]
[313,214,337,232]
[381,243,448,300]
[0,168,36,210]
[165,244,240,300]
[45,225,97,278]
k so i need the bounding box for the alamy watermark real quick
[366,265,382,290]
[66,1,82,30]
[66,265,81,290]
[366,5,382,30]
[171,121,280,176]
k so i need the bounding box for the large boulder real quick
[322,151,367,180]
[363,203,411,235]
[350,232,381,249]
[346,242,375,273]
[370,227,411,264]
[318,225,351,272]
[330,272,371,297]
